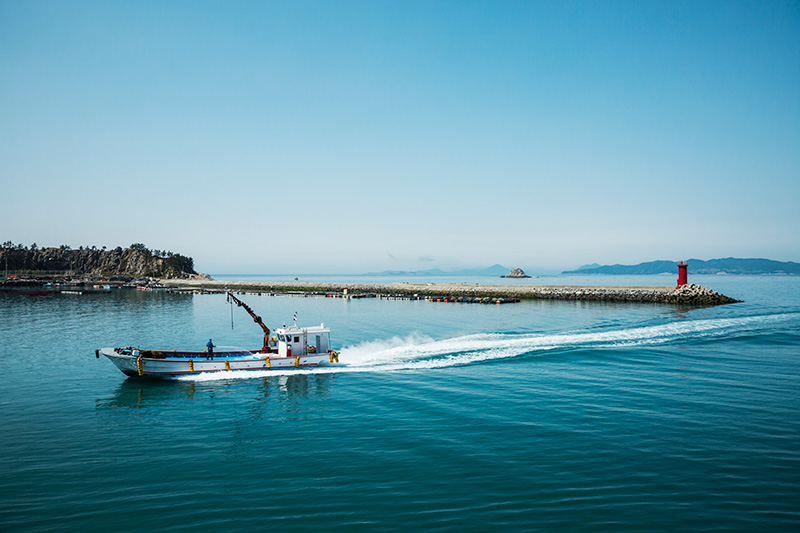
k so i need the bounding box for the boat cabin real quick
[273,324,331,357]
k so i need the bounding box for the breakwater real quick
[162,280,740,306]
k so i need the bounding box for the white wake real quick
[177,313,797,381]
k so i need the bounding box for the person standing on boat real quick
[206,338,215,360]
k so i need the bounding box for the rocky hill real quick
[0,242,196,278]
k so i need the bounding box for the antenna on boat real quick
[293,312,298,327]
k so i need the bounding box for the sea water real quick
[1,276,798,531]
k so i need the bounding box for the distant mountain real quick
[366,264,511,277]
[562,258,800,275]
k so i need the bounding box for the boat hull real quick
[99,348,335,377]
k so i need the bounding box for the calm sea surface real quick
[1,275,799,531]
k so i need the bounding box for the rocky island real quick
[502,268,531,278]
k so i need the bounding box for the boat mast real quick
[226,292,271,353]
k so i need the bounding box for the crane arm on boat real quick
[226,292,271,353]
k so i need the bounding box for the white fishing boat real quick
[97,292,339,377]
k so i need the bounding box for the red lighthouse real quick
[677,261,688,287]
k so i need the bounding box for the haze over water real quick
[3,2,799,273]
[1,274,798,531]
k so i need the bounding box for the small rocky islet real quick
[502,268,531,278]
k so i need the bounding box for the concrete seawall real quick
[162,280,741,306]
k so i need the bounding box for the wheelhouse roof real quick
[275,324,330,335]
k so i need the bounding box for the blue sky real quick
[1,1,798,274]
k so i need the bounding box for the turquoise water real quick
[1,276,799,531]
